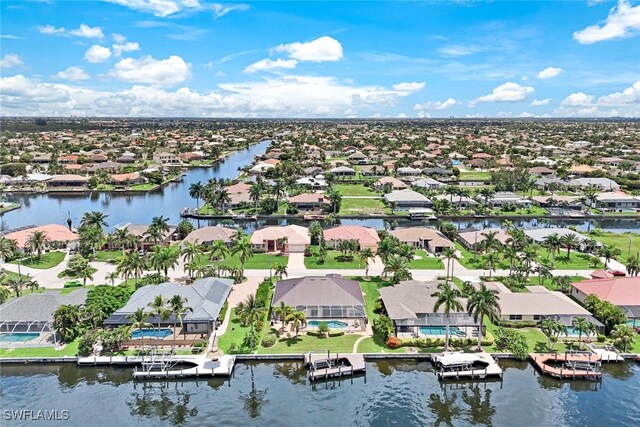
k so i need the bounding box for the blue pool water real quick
[130,328,172,339]
[564,327,597,337]
[308,320,348,329]
[419,326,465,336]
[0,333,40,342]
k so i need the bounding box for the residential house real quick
[330,166,356,177]
[389,227,454,254]
[571,276,640,328]
[46,174,90,188]
[181,226,237,246]
[594,192,640,212]
[3,224,79,250]
[384,189,432,210]
[412,177,445,191]
[457,228,510,250]
[488,192,531,208]
[323,225,380,251]
[250,225,310,253]
[288,193,330,210]
[374,176,408,191]
[569,177,621,191]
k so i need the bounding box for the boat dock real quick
[77,353,236,379]
[304,352,366,381]
[432,352,503,380]
[586,343,624,362]
[530,352,602,380]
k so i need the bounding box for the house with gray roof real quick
[104,278,233,335]
[271,275,366,327]
[384,189,432,210]
[569,177,620,192]
[412,177,445,190]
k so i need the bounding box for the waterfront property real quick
[271,275,367,332]
[378,280,477,338]
[383,189,432,210]
[571,276,640,327]
[111,223,178,250]
[0,288,88,347]
[3,224,79,250]
[457,228,510,250]
[389,227,454,254]
[104,277,233,344]
[323,225,380,251]
[594,192,640,212]
[250,225,310,253]
[180,226,237,246]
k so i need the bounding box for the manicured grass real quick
[9,251,66,269]
[196,252,288,270]
[94,184,116,190]
[338,197,386,215]
[129,183,159,191]
[333,183,376,196]
[454,243,510,270]
[258,333,361,354]
[408,250,444,270]
[357,276,394,322]
[57,267,98,279]
[0,203,20,213]
[304,249,363,269]
[586,231,640,260]
[537,248,602,270]
[197,204,221,215]
[458,171,491,181]
[493,275,585,292]
[0,338,80,357]
[357,336,437,353]
[491,206,549,216]
[483,316,570,354]
[93,250,123,263]
[217,309,251,354]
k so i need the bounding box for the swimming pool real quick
[308,320,348,329]
[0,333,40,342]
[419,326,465,336]
[564,327,597,337]
[130,328,172,339]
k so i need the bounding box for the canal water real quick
[1,138,638,233]
[0,361,638,426]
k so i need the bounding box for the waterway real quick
[0,360,638,426]
[1,137,638,234]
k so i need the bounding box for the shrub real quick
[597,334,606,343]
[304,247,312,257]
[261,334,277,348]
[372,315,394,341]
[374,299,385,314]
[317,322,330,336]
[494,327,528,360]
[193,340,207,348]
[386,337,401,349]
[328,331,345,337]
[306,330,321,337]
[77,331,97,357]
[228,342,238,353]
[336,255,354,262]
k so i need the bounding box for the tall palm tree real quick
[559,233,580,259]
[359,248,375,278]
[26,230,49,260]
[543,233,562,267]
[148,295,170,332]
[0,236,17,269]
[273,301,293,329]
[441,246,458,280]
[128,308,152,349]
[483,252,499,278]
[480,231,500,254]
[466,285,501,351]
[112,227,133,254]
[148,245,179,279]
[169,295,193,345]
[181,240,203,264]
[231,235,254,281]
[600,245,621,270]
[571,317,590,346]
[285,310,307,337]
[431,282,464,351]
[117,251,147,288]
[249,182,263,209]
[77,262,94,287]
[81,211,109,232]
[236,294,266,349]
[189,181,204,209]
[272,262,288,280]
[382,253,412,283]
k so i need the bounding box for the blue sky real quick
[1,0,639,118]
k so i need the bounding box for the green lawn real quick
[357,336,437,353]
[454,243,510,270]
[258,333,361,354]
[93,250,123,263]
[586,231,640,260]
[9,251,66,269]
[304,249,363,269]
[57,267,98,279]
[537,248,602,270]
[338,197,386,215]
[217,309,252,354]
[491,206,549,216]
[0,203,20,213]
[408,250,444,269]
[333,183,376,196]
[458,171,491,181]
[129,183,159,191]
[0,338,80,357]
[483,316,570,353]
[357,276,394,322]
[196,252,288,269]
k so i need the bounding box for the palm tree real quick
[543,233,562,268]
[271,180,286,211]
[376,237,396,264]
[231,235,253,282]
[467,284,501,351]
[53,304,82,342]
[0,236,17,269]
[249,182,263,209]
[539,317,567,351]
[236,294,266,349]
[432,282,463,351]
[181,240,203,264]
[382,253,412,283]
[286,310,307,337]
[169,295,193,345]
[77,262,94,287]
[441,246,458,280]
[106,271,119,286]
[502,245,519,275]
[626,255,640,276]
[128,308,153,349]
[359,248,375,278]
[273,301,293,329]
[272,262,287,280]
[148,295,170,332]
[111,227,133,254]
[81,211,109,232]
[150,215,171,236]
[483,252,499,278]
[480,231,500,254]
[148,245,179,279]
[26,230,49,260]
[611,324,636,353]
[600,245,621,270]
[571,317,590,346]
[559,233,580,259]
[7,274,30,297]
[189,182,204,209]
[117,251,147,288]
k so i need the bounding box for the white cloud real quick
[417,110,432,118]
[112,33,127,43]
[573,0,640,44]
[38,23,104,39]
[472,82,534,105]
[536,67,563,79]
[54,66,90,81]
[113,41,140,56]
[0,35,22,39]
[0,74,419,117]
[84,45,112,63]
[392,82,425,92]
[273,36,343,62]
[243,58,298,74]
[106,1,249,18]
[0,54,23,69]
[397,113,407,118]
[555,81,640,117]
[414,98,457,110]
[439,44,482,57]
[518,112,534,118]
[530,98,551,106]
[111,55,191,85]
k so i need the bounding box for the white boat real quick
[432,351,503,380]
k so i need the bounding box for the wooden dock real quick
[530,352,602,380]
[304,352,366,381]
[433,352,503,380]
